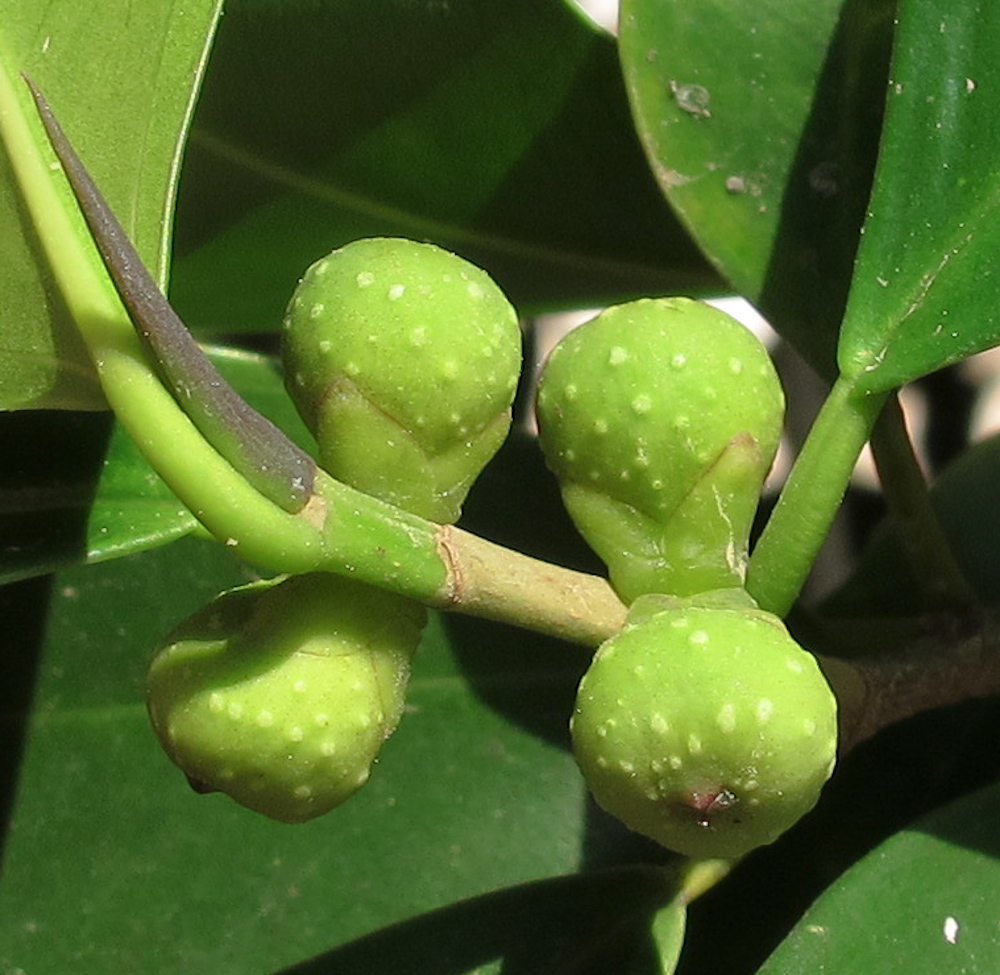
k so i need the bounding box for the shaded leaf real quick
[838,1,1000,391]
[756,780,1000,974]
[823,430,1000,617]
[0,536,593,973]
[169,0,717,335]
[0,0,223,409]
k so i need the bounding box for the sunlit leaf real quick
[838,0,1000,391]
[0,0,223,409]
[618,0,893,373]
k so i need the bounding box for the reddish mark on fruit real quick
[685,788,739,828]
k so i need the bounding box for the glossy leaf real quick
[618,0,893,374]
[0,347,312,585]
[838,1,1000,391]
[168,0,718,336]
[757,780,1000,974]
[0,0,223,409]
[0,530,671,973]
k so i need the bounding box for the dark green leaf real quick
[756,780,1000,974]
[838,1,1000,391]
[0,0,223,409]
[618,0,893,374]
[0,535,610,973]
[169,0,717,335]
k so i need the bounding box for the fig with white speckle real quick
[571,597,837,858]
[147,572,426,823]
[535,298,784,601]
[282,237,522,523]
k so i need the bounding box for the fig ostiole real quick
[282,237,523,524]
[147,572,426,823]
[570,597,837,859]
[536,297,784,602]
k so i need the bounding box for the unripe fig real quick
[147,573,426,823]
[571,598,837,859]
[535,298,784,602]
[282,237,522,523]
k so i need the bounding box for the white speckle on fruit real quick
[943,916,960,944]
[596,755,609,769]
[669,755,683,770]
[634,450,650,468]
[256,710,275,728]
[320,740,337,757]
[358,712,373,729]
[651,478,664,490]
[650,759,664,774]
[803,718,817,736]
[294,785,313,800]
[293,680,307,693]
[671,353,687,369]
[609,346,629,365]
[717,703,737,733]
[729,357,744,375]
[219,767,236,782]
[675,415,691,431]
[670,615,690,629]
[309,302,325,319]
[744,778,759,792]
[632,394,653,414]
[314,712,329,727]
[314,259,330,276]
[209,692,224,713]
[650,712,669,735]
[619,760,636,774]
[689,630,710,647]
[318,339,332,354]
[687,733,703,755]
[467,281,485,299]
[786,658,805,673]
[388,284,406,300]
[564,448,576,462]
[355,769,371,787]
[288,726,305,743]
[756,699,774,724]
[594,418,609,434]
[442,360,459,380]
[227,701,243,719]
[410,327,428,347]
[344,361,361,377]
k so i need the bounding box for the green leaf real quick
[0,535,622,973]
[618,0,894,373]
[0,347,312,585]
[838,1,1000,391]
[168,0,718,335]
[756,780,1000,974]
[0,0,223,410]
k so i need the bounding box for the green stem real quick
[747,376,887,616]
[869,394,977,612]
[2,54,628,648]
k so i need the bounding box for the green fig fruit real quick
[282,237,522,523]
[535,298,784,602]
[571,601,837,859]
[147,572,426,823]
